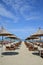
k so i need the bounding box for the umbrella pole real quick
[2,36,3,46]
[40,36,41,42]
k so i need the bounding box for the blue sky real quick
[0,0,43,39]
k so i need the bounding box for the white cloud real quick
[2,0,37,17]
[2,0,34,13]
[20,5,32,16]
[12,4,20,13]
[20,5,36,19]
[1,0,43,22]
[3,0,23,8]
[2,0,13,5]
[15,0,24,4]
[25,16,40,20]
[0,4,19,23]
[2,0,35,5]
[20,4,43,21]
[25,15,43,21]
[0,4,14,18]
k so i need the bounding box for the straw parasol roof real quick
[0,26,13,36]
[25,36,39,40]
[6,35,19,39]
[31,28,43,37]
[30,28,43,41]
[0,26,13,42]
[6,35,22,44]
[26,37,38,40]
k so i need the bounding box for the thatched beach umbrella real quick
[0,26,13,56]
[0,26,13,43]
[25,36,39,43]
[6,35,21,43]
[6,35,19,42]
[31,28,43,41]
[6,35,19,39]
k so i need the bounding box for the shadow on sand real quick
[2,52,19,56]
[32,52,39,56]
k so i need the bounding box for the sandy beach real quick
[0,41,43,65]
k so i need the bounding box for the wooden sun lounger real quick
[33,45,38,51]
[24,41,30,48]
[5,46,16,50]
[29,45,34,51]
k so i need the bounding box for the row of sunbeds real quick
[24,41,43,57]
[5,41,22,50]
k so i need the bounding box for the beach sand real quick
[0,41,43,65]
